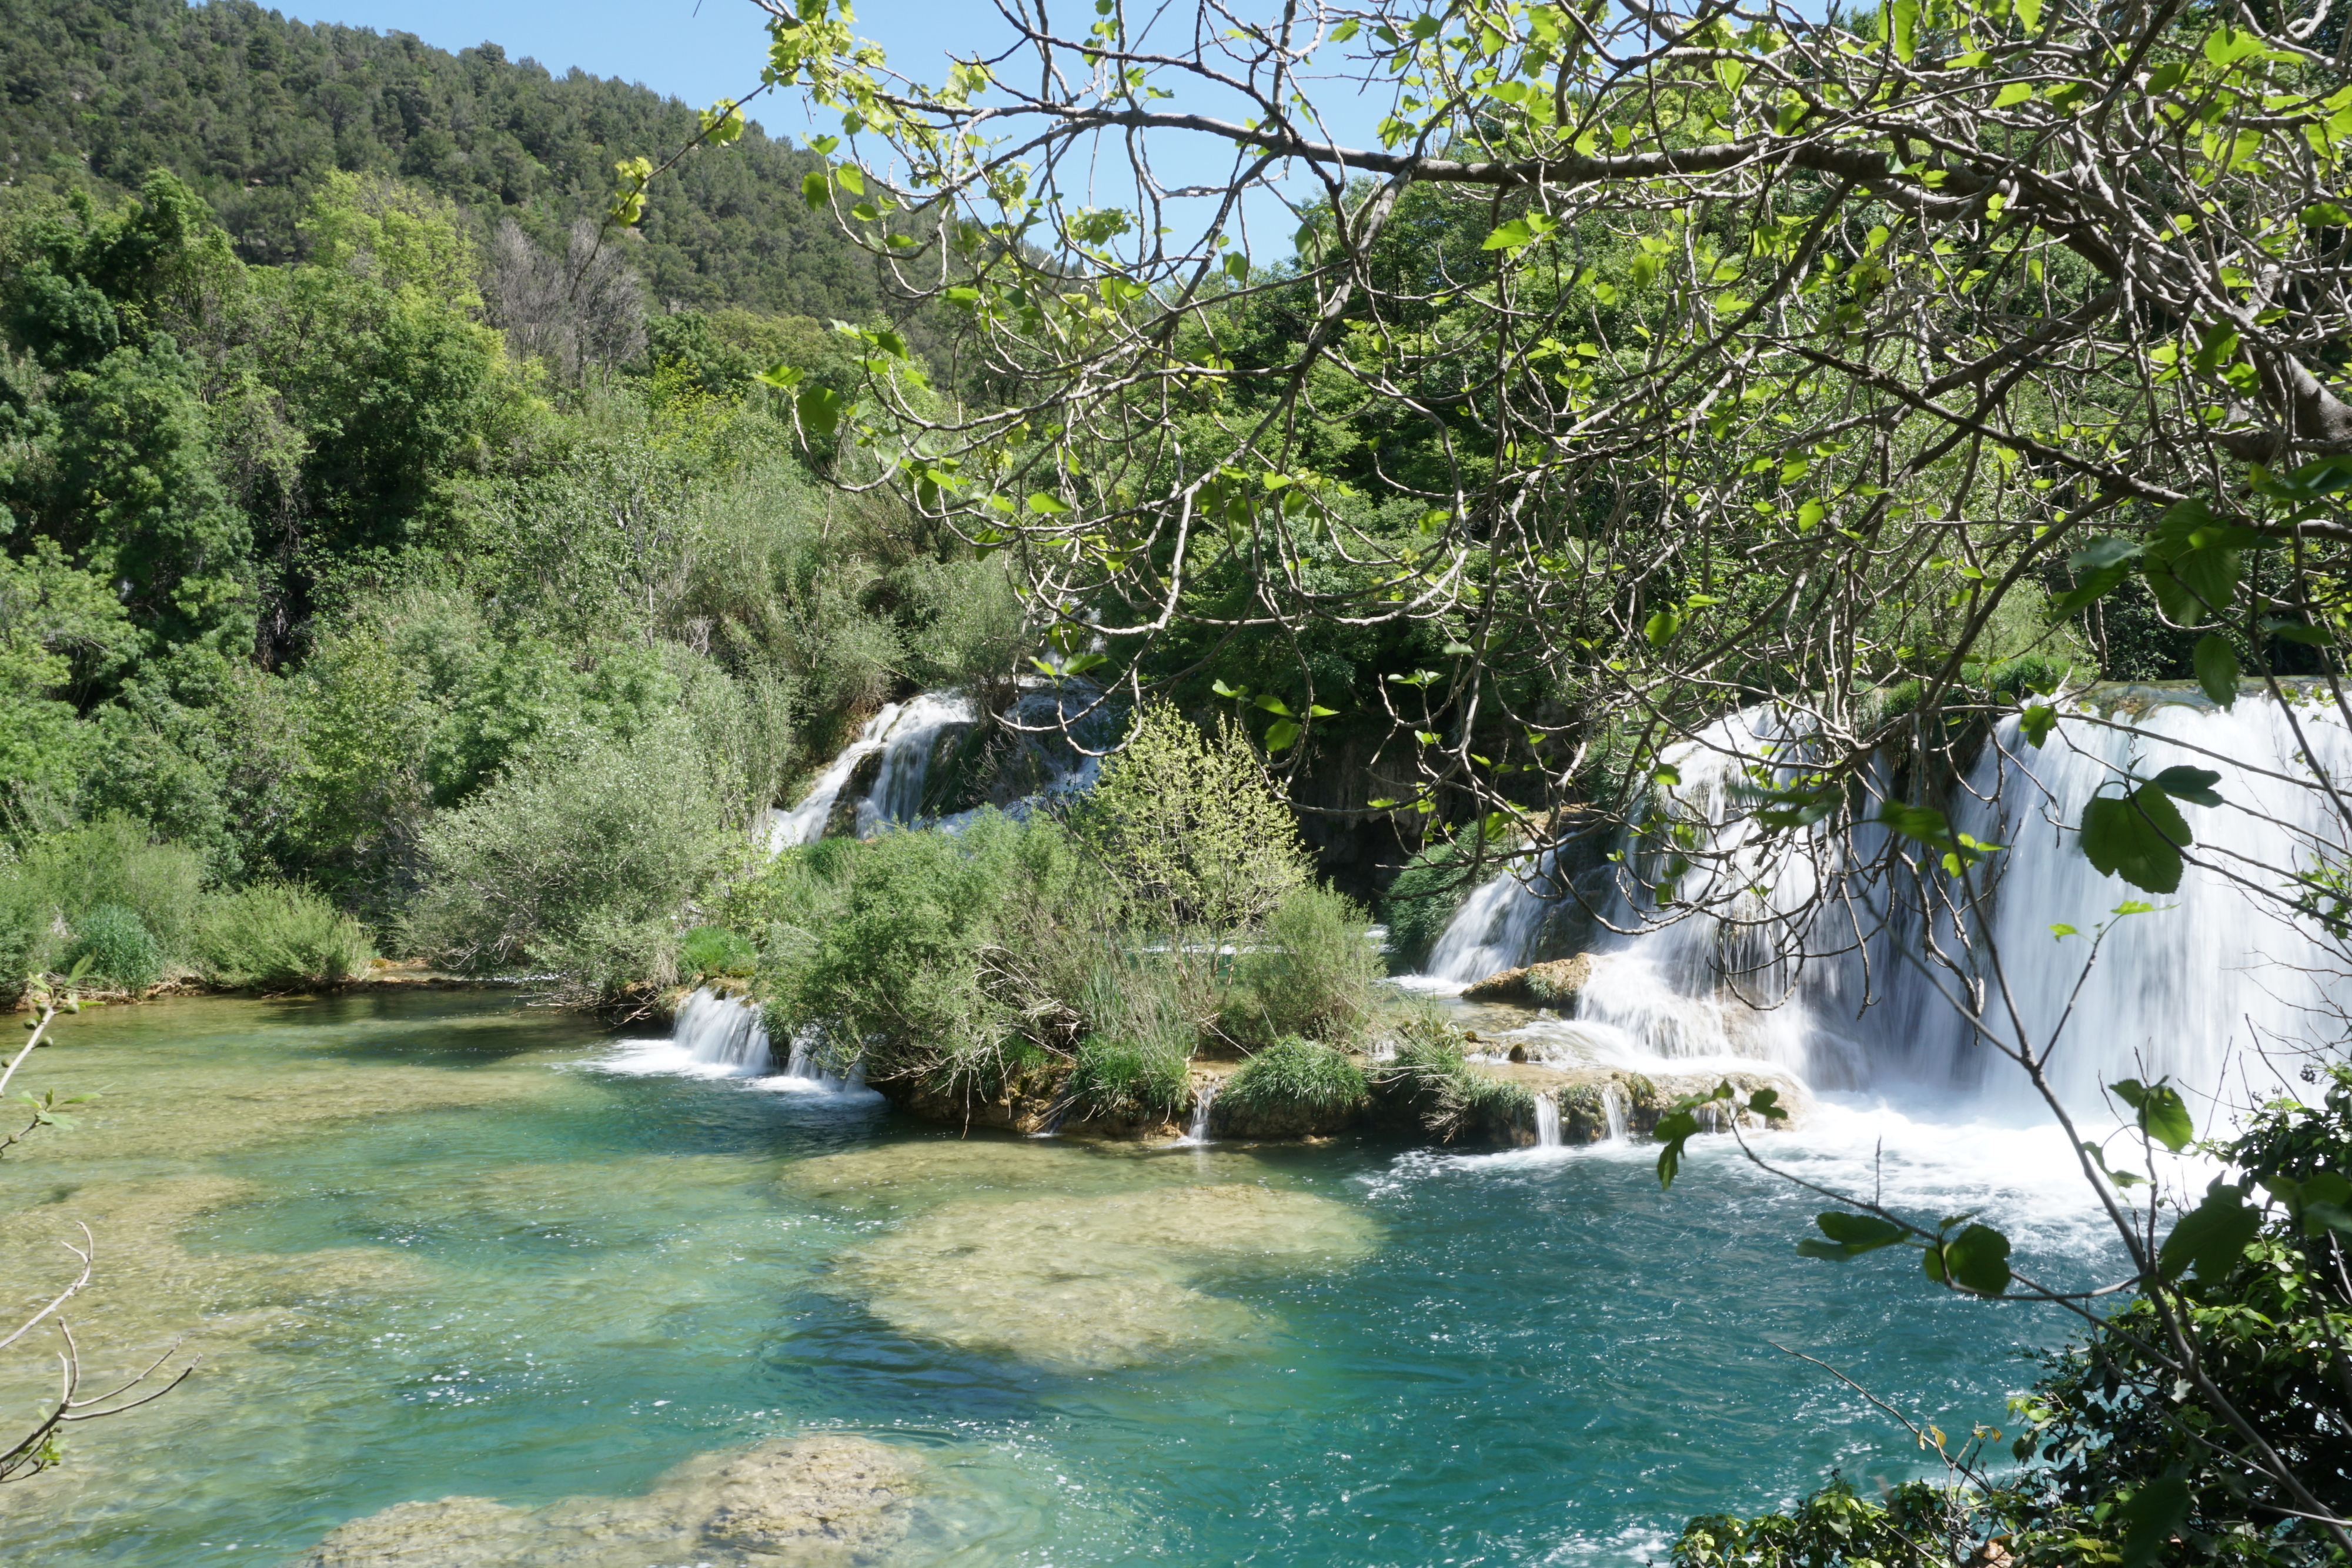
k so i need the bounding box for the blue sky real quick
[269,0,974,133]
[268,0,1388,255]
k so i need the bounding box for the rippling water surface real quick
[0,993,2112,1566]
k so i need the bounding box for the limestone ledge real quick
[871,1052,1803,1151]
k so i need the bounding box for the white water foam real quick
[598,988,882,1101]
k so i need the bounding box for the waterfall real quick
[1181,1079,1220,1145]
[671,987,773,1074]
[1414,690,2352,1114]
[604,988,875,1097]
[758,694,974,852]
[856,692,977,835]
[1533,1091,1562,1148]
[1601,1083,1628,1142]
[1423,850,1559,986]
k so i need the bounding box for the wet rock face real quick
[1459,954,1593,1007]
[293,1435,918,1567]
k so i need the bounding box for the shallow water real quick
[1,993,2115,1566]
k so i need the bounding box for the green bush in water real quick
[1220,1037,1368,1119]
[1224,883,1384,1048]
[1368,1008,1531,1142]
[1067,1032,1192,1119]
[191,883,373,989]
[756,812,1120,1092]
[679,924,757,978]
[64,904,165,991]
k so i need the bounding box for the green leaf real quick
[1653,1108,1701,1188]
[1481,212,1558,253]
[1264,717,1301,751]
[1746,1087,1790,1122]
[1798,1211,1907,1259]
[1925,1222,2012,1294]
[2019,703,2058,748]
[2079,788,2187,894]
[2110,1078,2196,1152]
[1025,492,1072,515]
[2263,618,2336,645]
[2051,536,2143,612]
[2191,635,2239,707]
[795,385,846,437]
[1058,653,1108,675]
[803,170,829,210]
[2118,1477,2191,1568]
[1643,606,1682,647]
[1877,801,1952,844]
[1255,694,1295,717]
[2150,766,2224,808]
[1889,0,1919,59]
[834,165,864,196]
[2014,0,2041,29]
[2160,1182,2260,1280]
[1211,679,1250,700]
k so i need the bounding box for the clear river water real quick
[2,991,2119,1567]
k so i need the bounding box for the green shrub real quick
[1071,700,1309,939]
[1068,1032,1192,1119]
[12,817,205,962]
[1368,1008,1531,1142]
[679,924,758,978]
[1065,949,1198,1118]
[1225,883,1383,1047]
[190,882,373,989]
[402,722,733,994]
[1220,1037,1369,1119]
[759,812,1121,1091]
[64,904,165,991]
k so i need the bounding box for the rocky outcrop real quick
[1459,954,1593,1006]
[293,1434,919,1567]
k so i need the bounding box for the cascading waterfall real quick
[1182,1079,1220,1145]
[1416,690,2352,1114]
[670,987,774,1074]
[1600,1083,1628,1142]
[1423,851,1561,987]
[1533,1091,1562,1148]
[613,988,873,1096]
[856,692,977,836]
[758,694,975,851]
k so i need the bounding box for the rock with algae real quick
[832,1183,1379,1372]
[293,1433,920,1567]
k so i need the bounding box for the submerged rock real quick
[292,1435,919,1567]
[832,1183,1379,1372]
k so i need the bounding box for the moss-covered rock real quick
[1459,953,1593,1007]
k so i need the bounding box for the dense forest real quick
[0,0,1030,998]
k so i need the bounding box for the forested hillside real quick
[0,0,893,320]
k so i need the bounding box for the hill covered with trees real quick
[0,0,888,320]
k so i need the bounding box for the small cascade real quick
[761,703,904,851]
[1424,852,1558,986]
[1181,1079,1220,1145]
[671,988,774,1074]
[856,692,976,835]
[1601,1082,1628,1142]
[603,988,876,1098]
[1532,1091,1562,1148]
